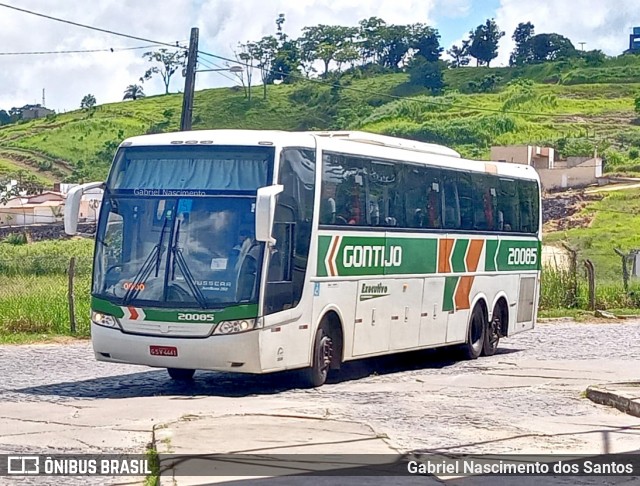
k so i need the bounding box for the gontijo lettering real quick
[343,245,402,268]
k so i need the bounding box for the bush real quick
[4,233,27,245]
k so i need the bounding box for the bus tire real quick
[302,324,333,388]
[167,368,195,381]
[483,303,504,356]
[462,305,485,360]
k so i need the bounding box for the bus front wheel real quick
[167,368,195,381]
[302,325,333,388]
[462,305,486,360]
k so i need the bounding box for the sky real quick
[0,0,639,113]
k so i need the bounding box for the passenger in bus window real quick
[348,205,361,225]
[413,208,426,228]
[321,197,336,224]
[368,196,380,226]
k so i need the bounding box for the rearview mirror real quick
[255,184,283,245]
[64,181,104,235]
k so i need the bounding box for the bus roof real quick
[119,129,539,182]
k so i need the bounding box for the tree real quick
[529,33,576,62]
[0,110,10,125]
[408,57,445,94]
[582,49,606,66]
[300,25,351,76]
[635,95,640,115]
[123,84,145,101]
[80,94,96,109]
[140,48,187,94]
[378,24,411,68]
[447,40,471,67]
[509,22,535,66]
[0,170,44,205]
[357,17,387,65]
[409,24,443,63]
[249,36,278,99]
[268,13,302,84]
[468,19,505,66]
[235,42,256,101]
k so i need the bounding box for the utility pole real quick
[579,42,586,51]
[180,27,199,131]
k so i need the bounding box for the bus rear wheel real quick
[167,368,195,381]
[302,325,333,388]
[462,305,486,360]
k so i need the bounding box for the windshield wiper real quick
[122,214,170,305]
[154,216,170,277]
[121,246,159,305]
[169,219,207,309]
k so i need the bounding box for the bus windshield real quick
[93,145,274,309]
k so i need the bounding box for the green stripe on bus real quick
[318,235,438,277]
[496,240,541,271]
[443,276,458,312]
[91,297,258,323]
[318,235,540,277]
[451,239,469,273]
[485,240,499,272]
[317,235,332,277]
[92,297,123,318]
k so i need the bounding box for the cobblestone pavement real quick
[1,321,640,483]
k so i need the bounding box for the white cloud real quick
[0,0,442,111]
[0,0,193,112]
[494,0,640,66]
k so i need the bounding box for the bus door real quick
[419,276,448,347]
[388,278,423,351]
[352,278,392,356]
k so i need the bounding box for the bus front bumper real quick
[91,323,262,373]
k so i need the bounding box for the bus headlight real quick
[213,319,257,335]
[91,311,120,329]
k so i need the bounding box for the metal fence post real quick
[584,259,595,311]
[562,244,578,307]
[614,248,629,294]
[68,256,76,334]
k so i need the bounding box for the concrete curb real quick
[586,383,640,418]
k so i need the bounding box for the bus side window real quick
[497,178,518,232]
[442,173,460,230]
[457,173,474,231]
[518,180,539,234]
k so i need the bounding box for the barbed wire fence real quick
[540,245,640,312]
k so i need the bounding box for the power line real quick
[0,44,164,56]
[196,57,238,84]
[0,2,186,50]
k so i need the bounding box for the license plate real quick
[150,345,178,357]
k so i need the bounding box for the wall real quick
[538,157,602,190]
[490,146,530,164]
[0,222,95,242]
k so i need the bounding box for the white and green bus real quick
[65,130,541,387]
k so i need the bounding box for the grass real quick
[0,58,639,185]
[544,188,640,280]
[0,274,91,339]
[144,443,160,486]
[0,239,93,342]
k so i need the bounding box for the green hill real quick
[1,58,640,184]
